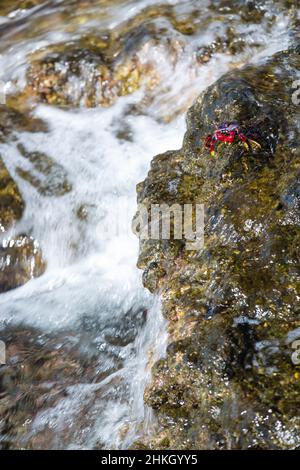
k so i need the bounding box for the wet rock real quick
[0,305,147,449]
[134,46,300,449]
[0,326,99,449]
[16,143,72,197]
[0,106,48,292]
[0,0,44,17]
[0,104,47,143]
[24,41,159,108]
[0,235,46,293]
[0,157,24,232]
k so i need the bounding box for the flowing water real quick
[0,0,296,449]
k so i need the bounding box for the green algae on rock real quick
[134,46,300,449]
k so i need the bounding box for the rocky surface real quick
[134,46,300,449]
[0,0,299,451]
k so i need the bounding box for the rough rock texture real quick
[134,46,300,449]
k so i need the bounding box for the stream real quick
[0,0,296,449]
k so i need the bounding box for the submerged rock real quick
[0,105,47,143]
[134,46,300,449]
[24,41,159,108]
[0,0,44,17]
[0,326,99,449]
[0,235,46,293]
[0,106,48,291]
[16,143,72,197]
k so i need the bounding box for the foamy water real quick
[0,0,294,449]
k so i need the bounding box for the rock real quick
[0,306,147,448]
[0,326,99,449]
[0,157,24,232]
[16,143,72,197]
[0,235,46,293]
[0,104,47,143]
[0,0,44,17]
[134,46,300,449]
[24,42,159,108]
[0,106,48,292]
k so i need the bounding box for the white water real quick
[0,0,294,449]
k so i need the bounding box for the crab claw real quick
[238,132,250,151]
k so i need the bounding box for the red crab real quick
[204,122,261,156]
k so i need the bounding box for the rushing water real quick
[0,0,295,449]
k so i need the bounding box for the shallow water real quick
[0,0,296,449]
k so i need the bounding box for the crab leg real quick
[248,138,262,149]
[205,135,216,156]
[238,132,250,150]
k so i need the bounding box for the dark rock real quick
[134,46,300,449]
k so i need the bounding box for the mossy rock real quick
[134,46,300,449]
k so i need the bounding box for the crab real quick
[204,122,261,156]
